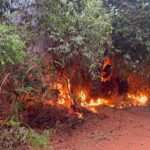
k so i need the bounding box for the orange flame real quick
[78,91,112,113]
[21,60,150,117]
[128,93,149,106]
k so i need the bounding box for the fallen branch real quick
[0,73,10,94]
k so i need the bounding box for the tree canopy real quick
[104,0,150,61]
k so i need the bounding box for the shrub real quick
[0,24,26,66]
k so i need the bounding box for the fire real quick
[79,91,87,101]
[128,93,149,106]
[54,82,72,108]
[80,98,107,113]
[43,80,73,109]
[101,56,112,82]
[20,56,150,118]
[78,91,112,113]
[22,76,150,116]
[80,98,108,107]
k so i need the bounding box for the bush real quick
[38,0,112,58]
[0,24,26,66]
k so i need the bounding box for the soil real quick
[52,107,150,150]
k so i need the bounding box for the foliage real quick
[0,0,10,16]
[37,0,112,58]
[0,125,53,150]
[27,129,53,149]
[104,0,150,61]
[0,24,26,66]
[6,117,21,127]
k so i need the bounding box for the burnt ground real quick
[52,107,150,150]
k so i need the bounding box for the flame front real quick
[20,60,150,118]
[128,93,149,106]
[78,91,113,113]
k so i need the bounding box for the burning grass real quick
[0,53,150,129]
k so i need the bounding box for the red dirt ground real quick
[52,107,150,150]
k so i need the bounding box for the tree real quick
[35,0,112,63]
[104,0,150,61]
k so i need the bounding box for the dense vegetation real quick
[0,24,25,66]
[0,0,150,63]
[104,0,150,61]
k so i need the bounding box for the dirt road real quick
[52,107,150,150]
